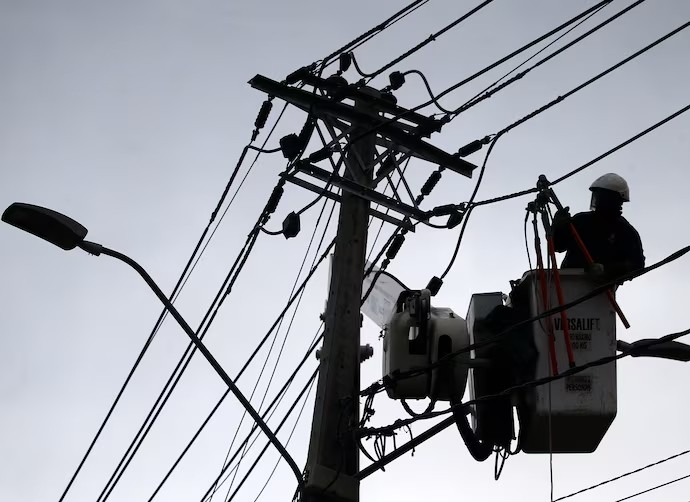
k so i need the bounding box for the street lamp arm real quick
[79,240,306,491]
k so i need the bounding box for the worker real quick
[552,173,645,283]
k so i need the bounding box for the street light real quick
[2,202,305,490]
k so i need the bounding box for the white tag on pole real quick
[361,261,407,328]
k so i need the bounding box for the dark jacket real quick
[552,211,645,280]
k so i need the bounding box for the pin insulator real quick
[339,53,352,72]
[389,71,405,90]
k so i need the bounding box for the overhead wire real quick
[250,376,318,502]
[342,0,612,151]
[147,326,323,501]
[317,0,430,71]
[472,101,690,209]
[450,0,622,117]
[554,449,690,501]
[411,0,612,115]
[494,19,690,139]
[211,114,340,497]
[436,19,690,279]
[401,0,623,119]
[98,143,312,501]
[614,473,690,502]
[359,0,498,81]
[220,369,320,502]
[147,233,335,500]
[56,96,286,502]
[217,196,337,499]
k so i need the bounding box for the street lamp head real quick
[2,202,88,250]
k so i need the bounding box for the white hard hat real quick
[589,173,630,202]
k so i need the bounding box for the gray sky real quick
[2,1,690,501]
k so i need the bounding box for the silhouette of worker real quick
[552,173,645,283]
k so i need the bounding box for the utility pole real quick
[249,72,478,502]
[304,94,376,502]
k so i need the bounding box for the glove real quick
[552,206,571,227]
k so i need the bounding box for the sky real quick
[1,1,690,501]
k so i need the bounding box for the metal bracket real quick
[281,172,416,232]
[295,162,428,222]
[249,74,478,178]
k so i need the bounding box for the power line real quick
[148,326,323,501]
[356,0,497,81]
[555,449,690,501]
[431,1,613,105]
[147,238,336,498]
[495,19,690,137]
[55,98,283,502]
[615,473,690,502]
[200,368,320,502]
[342,0,612,162]
[452,0,626,116]
[215,196,337,499]
[249,374,318,502]
[98,164,304,501]
[317,0,430,70]
[472,101,690,209]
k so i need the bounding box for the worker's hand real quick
[552,206,571,226]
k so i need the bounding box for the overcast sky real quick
[2,1,690,501]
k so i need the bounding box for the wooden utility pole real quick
[304,95,376,502]
[248,73,477,502]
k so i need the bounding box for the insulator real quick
[386,235,405,260]
[265,186,284,215]
[421,171,442,195]
[339,53,352,72]
[389,71,405,90]
[254,100,273,130]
